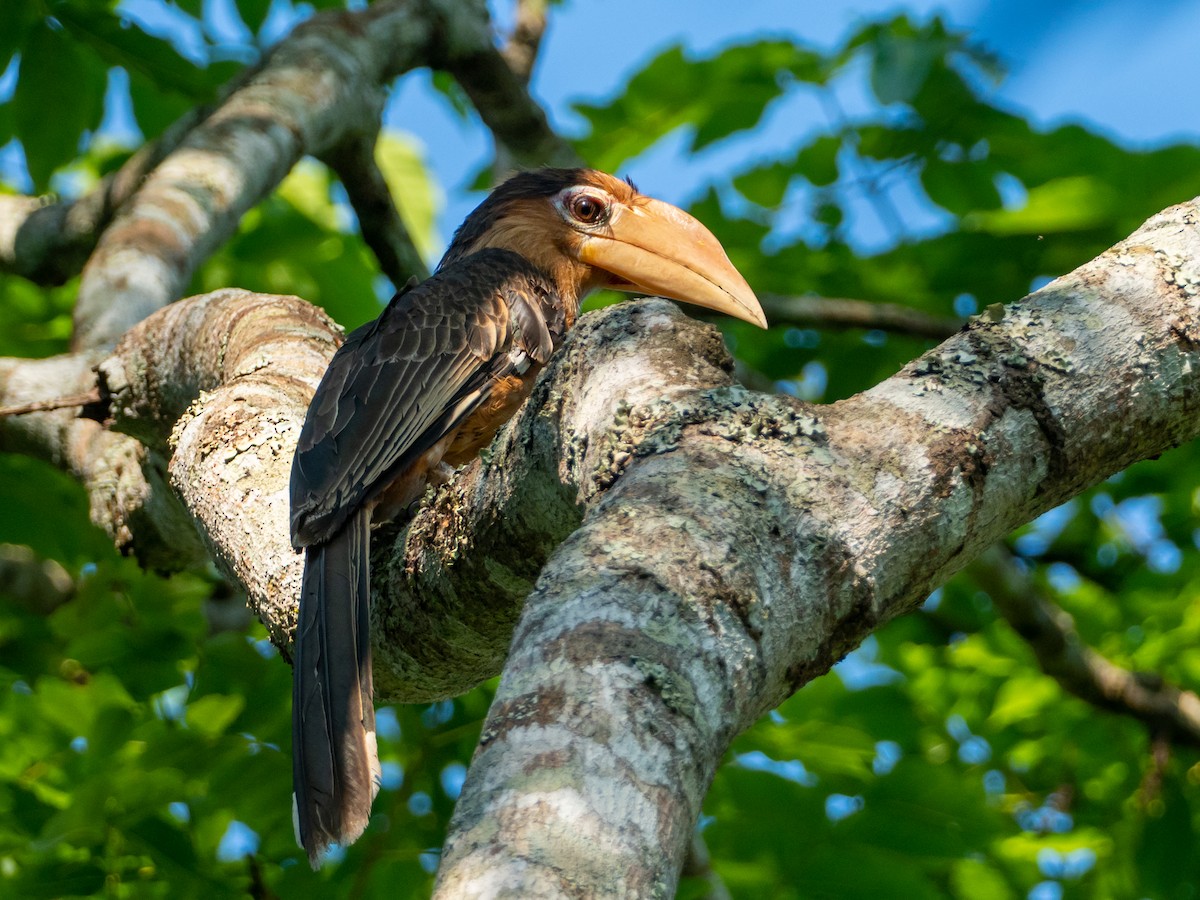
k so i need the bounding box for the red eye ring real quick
[570,193,606,224]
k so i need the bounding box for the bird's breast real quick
[443,370,540,466]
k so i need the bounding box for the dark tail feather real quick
[292,509,381,867]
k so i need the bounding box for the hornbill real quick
[289,167,766,865]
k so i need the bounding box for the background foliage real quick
[2,1,1200,897]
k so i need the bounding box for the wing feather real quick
[291,251,561,547]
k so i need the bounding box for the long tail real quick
[292,508,381,867]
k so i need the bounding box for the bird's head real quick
[440,168,766,328]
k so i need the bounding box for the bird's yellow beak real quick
[577,197,767,328]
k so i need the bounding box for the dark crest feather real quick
[439,168,591,269]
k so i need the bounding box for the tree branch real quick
[35,181,1200,890]
[430,0,578,168]
[433,200,1200,892]
[501,0,549,85]
[94,288,341,645]
[760,293,963,339]
[0,104,211,286]
[321,131,431,287]
[0,352,203,568]
[972,546,1200,746]
[68,0,570,352]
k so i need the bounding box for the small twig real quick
[969,546,1200,748]
[0,389,101,418]
[760,294,962,340]
[1138,732,1171,810]
[322,130,431,287]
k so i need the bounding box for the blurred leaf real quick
[798,135,842,187]
[968,176,1119,235]
[950,858,1015,900]
[127,66,194,138]
[375,131,442,262]
[10,861,107,898]
[185,693,245,738]
[574,40,823,171]
[1136,775,1197,895]
[53,3,217,100]
[922,158,1002,215]
[236,0,273,35]
[0,1,37,74]
[988,674,1060,729]
[733,159,793,208]
[11,21,107,188]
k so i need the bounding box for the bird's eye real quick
[569,193,607,225]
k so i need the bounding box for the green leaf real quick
[129,816,200,871]
[10,861,107,898]
[950,858,1015,900]
[1136,775,1197,895]
[922,159,1002,215]
[11,21,107,188]
[52,3,218,100]
[185,693,245,738]
[236,0,273,35]
[968,176,1119,235]
[733,160,793,208]
[0,1,37,74]
[375,131,442,262]
[574,40,823,170]
[127,67,194,138]
[798,135,841,187]
[431,70,474,120]
[871,31,940,104]
[988,674,1059,729]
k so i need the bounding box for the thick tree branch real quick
[37,193,1200,893]
[95,288,341,645]
[972,546,1200,746]
[0,353,203,568]
[68,0,571,352]
[0,105,210,285]
[71,5,402,350]
[433,200,1200,892]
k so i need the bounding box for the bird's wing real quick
[290,253,555,547]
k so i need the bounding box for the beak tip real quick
[735,291,768,329]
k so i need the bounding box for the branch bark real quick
[432,200,1200,893]
[0,104,211,285]
[66,0,572,352]
[70,197,1200,893]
